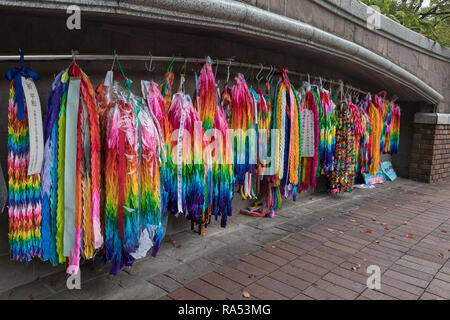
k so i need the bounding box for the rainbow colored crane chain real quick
[7,81,42,262]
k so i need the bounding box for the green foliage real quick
[359,0,450,47]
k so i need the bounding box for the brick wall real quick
[410,123,450,183]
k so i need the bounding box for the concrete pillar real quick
[410,113,450,183]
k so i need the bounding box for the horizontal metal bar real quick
[0,53,373,97]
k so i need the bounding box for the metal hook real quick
[111,50,117,71]
[266,65,273,81]
[18,48,24,68]
[268,65,276,83]
[214,59,219,79]
[255,63,264,82]
[71,49,78,62]
[226,60,232,83]
[145,51,155,72]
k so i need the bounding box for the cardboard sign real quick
[381,161,397,181]
[364,166,386,185]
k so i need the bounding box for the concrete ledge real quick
[312,0,450,62]
[0,0,444,104]
[414,113,450,125]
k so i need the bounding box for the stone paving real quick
[1,178,449,300]
[160,180,450,300]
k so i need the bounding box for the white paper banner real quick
[301,108,315,157]
[22,77,44,176]
[177,105,186,214]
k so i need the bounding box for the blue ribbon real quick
[5,53,40,120]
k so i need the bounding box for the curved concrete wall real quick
[237,0,450,111]
[0,0,448,291]
[0,0,447,106]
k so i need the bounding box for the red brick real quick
[268,270,310,290]
[303,285,343,300]
[252,249,290,266]
[314,279,359,299]
[256,276,301,298]
[244,283,286,300]
[215,265,258,286]
[280,264,321,283]
[240,254,279,272]
[201,272,243,294]
[290,258,329,276]
[262,245,298,261]
[168,287,207,300]
[274,241,308,256]
[185,279,229,300]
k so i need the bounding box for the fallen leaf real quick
[50,280,60,287]
[242,290,251,298]
[271,245,276,248]
[313,211,319,214]
[382,223,387,226]
[327,228,335,233]
[361,228,373,233]
[439,253,444,258]
[442,230,447,233]
[372,218,377,221]
[248,274,255,279]
[351,264,361,271]
[427,200,432,204]
[350,219,356,223]
[385,227,390,231]
[339,231,344,235]
[375,240,380,244]
[171,240,181,248]
[403,221,408,225]
[406,234,414,238]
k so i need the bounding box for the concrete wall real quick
[0,0,448,290]
[236,0,450,112]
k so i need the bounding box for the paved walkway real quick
[161,181,450,300]
[1,178,449,300]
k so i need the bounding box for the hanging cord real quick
[113,51,132,91]
[167,54,175,73]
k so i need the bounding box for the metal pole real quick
[0,53,374,97]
